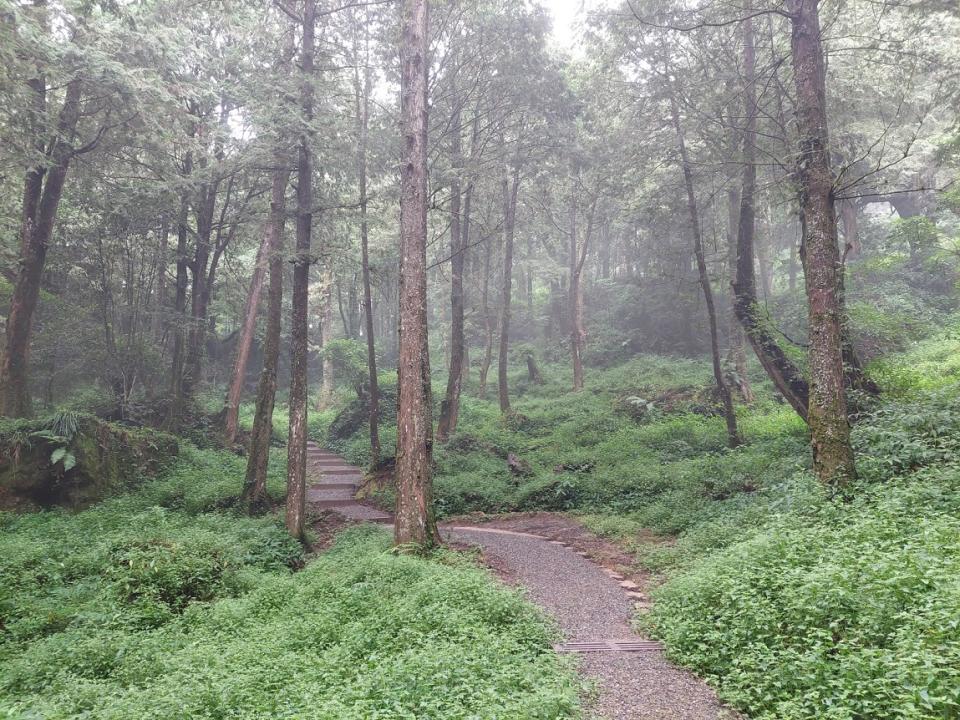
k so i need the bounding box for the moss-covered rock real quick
[0,414,178,510]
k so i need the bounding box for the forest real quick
[1,0,959,718]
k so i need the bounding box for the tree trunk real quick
[459,164,475,391]
[1,78,83,418]
[668,82,741,449]
[224,168,290,446]
[497,165,520,413]
[732,10,811,421]
[241,166,290,512]
[725,187,754,403]
[395,0,438,548]
[569,197,593,392]
[437,99,464,442]
[167,187,191,428]
[286,0,316,542]
[317,274,335,410]
[526,353,543,384]
[787,0,856,486]
[355,19,380,467]
[478,227,493,399]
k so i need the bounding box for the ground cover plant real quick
[0,447,580,720]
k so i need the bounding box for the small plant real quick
[28,411,82,472]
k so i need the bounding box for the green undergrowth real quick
[313,317,960,719]
[641,326,960,719]
[1,444,580,719]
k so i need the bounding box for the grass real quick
[0,444,580,719]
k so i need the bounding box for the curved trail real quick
[444,525,736,720]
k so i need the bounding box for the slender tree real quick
[497,162,521,414]
[569,192,594,392]
[353,10,381,466]
[436,85,465,441]
[286,0,316,541]
[667,75,741,448]
[395,0,439,548]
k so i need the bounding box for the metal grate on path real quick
[554,639,663,654]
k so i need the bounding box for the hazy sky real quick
[542,0,609,51]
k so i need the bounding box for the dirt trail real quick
[443,516,737,720]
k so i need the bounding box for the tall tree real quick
[436,76,465,441]
[395,0,439,547]
[497,160,521,413]
[286,0,316,542]
[786,0,856,485]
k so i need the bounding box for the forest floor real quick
[444,513,738,720]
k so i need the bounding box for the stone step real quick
[309,466,359,474]
[334,503,392,522]
[307,483,360,497]
[308,488,356,502]
[312,499,357,509]
[310,473,363,487]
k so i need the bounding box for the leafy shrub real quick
[109,538,233,614]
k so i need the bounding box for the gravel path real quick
[444,526,735,720]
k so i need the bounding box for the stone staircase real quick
[306,442,391,523]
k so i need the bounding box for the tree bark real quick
[286,0,316,542]
[787,0,856,486]
[241,166,290,512]
[395,0,438,548]
[497,164,520,414]
[732,10,811,421]
[668,82,741,449]
[224,168,290,447]
[436,99,464,442]
[1,77,83,417]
